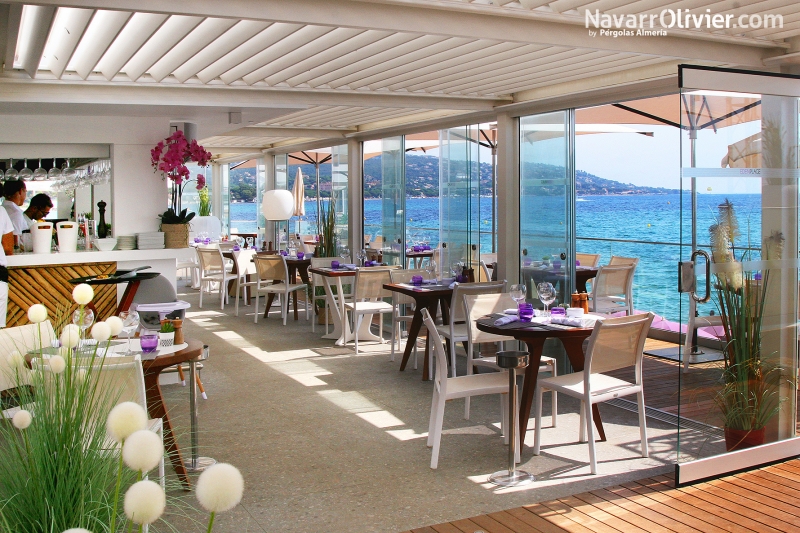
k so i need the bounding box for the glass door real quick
[677,66,799,483]
[379,136,405,266]
[519,111,574,309]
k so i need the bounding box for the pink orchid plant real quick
[151,130,212,217]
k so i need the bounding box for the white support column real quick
[347,138,364,255]
[496,112,520,285]
[263,153,275,248]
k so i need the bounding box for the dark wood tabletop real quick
[522,265,599,294]
[475,317,605,444]
[384,282,453,380]
[309,266,357,277]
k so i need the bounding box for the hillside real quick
[229,153,678,201]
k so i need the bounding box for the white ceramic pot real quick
[158,331,175,347]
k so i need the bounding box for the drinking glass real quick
[72,307,95,343]
[32,159,47,181]
[426,260,437,282]
[119,310,140,355]
[510,284,527,305]
[246,237,254,248]
[18,159,32,181]
[356,249,366,266]
[339,246,350,262]
[139,331,159,354]
[47,158,61,180]
[537,282,557,316]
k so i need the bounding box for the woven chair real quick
[252,255,309,326]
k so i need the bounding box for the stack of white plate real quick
[117,235,137,250]
[137,232,165,250]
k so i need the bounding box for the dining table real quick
[475,317,606,445]
[383,282,454,381]
[308,266,382,346]
[405,250,434,269]
[521,264,599,294]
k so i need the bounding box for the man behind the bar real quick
[2,180,27,246]
[23,193,53,228]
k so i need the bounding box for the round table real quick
[142,339,204,490]
[475,318,606,444]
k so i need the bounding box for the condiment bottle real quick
[571,291,580,308]
[579,292,589,313]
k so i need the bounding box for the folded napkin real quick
[551,314,603,328]
[422,279,438,285]
[342,264,358,270]
[494,315,519,326]
[448,282,457,289]
[441,277,456,285]
[503,308,518,315]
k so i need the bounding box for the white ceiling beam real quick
[0,78,505,109]
[263,30,389,86]
[17,4,56,77]
[204,145,275,152]
[219,126,356,138]
[148,17,236,82]
[96,12,167,80]
[122,15,202,81]
[198,23,302,84]
[1,3,21,71]
[42,7,93,78]
[172,20,269,83]
[287,32,420,87]
[68,10,130,79]
[243,27,363,85]
[10,0,780,65]
[222,24,333,85]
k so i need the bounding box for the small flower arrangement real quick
[151,130,212,222]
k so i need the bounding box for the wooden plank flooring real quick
[403,459,800,533]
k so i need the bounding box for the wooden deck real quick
[402,459,800,533]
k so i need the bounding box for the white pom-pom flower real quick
[105,316,123,336]
[6,351,24,369]
[48,355,66,374]
[124,480,165,525]
[123,430,163,473]
[27,304,47,323]
[107,402,147,443]
[72,283,94,305]
[60,324,81,349]
[62,529,93,533]
[12,409,32,430]
[196,463,244,513]
[91,322,111,342]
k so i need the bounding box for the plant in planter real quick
[709,200,791,451]
[151,130,212,248]
[158,320,175,347]
[198,177,211,217]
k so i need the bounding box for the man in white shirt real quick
[0,207,15,327]
[2,180,27,246]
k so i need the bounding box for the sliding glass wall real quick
[331,144,349,249]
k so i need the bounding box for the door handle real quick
[690,250,711,303]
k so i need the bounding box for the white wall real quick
[0,115,170,236]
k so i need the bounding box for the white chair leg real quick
[551,361,558,428]
[464,340,472,419]
[219,281,226,310]
[585,399,597,475]
[427,390,439,447]
[199,281,204,308]
[637,391,649,458]
[390,311,397,361]
[379,313,385,344]
[533,385,544,455]
[579,401,587,443]
[311,297,316,333]
[306,293,311,322]
[450,338,458,378]
[253,293,260,323]
[234,284,241,317]
[282,293,289,326]
[354,314,361,354]
[429,395,446,469]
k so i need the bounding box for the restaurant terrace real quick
[0,1,799,532]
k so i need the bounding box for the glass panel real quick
[379,136,405,266]
[274,153,288,248]
[256,158,266,244]
[678,85,799,471]
[519,111,573,309]
[440,126,480,273]
[331,144,349,248]
[220,164,230,236]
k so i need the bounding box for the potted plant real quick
[709,200,790,451]
[151,130,212,248]
[158,320,175,347]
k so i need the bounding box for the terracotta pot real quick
[162,223,189,249]
[724,426,766,451]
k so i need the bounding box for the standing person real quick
[2,180,27,246]
[23,193,53,227]
[0,207,14,327]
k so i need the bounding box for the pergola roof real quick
[0,0,796,160]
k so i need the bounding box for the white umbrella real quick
[292,168,305,217]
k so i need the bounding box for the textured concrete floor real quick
[159,281,677,533]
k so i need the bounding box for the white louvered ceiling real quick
[3,1,797,158]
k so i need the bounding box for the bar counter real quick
[6,248,195,327]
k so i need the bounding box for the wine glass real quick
[119,311,140,355]
[537,282,557,316]
[356,248,367,266]
[246,237,254,248]
[339,246,350,263]
[18,159,33,181]
[72,307,95,345]
[510,284,527,305]
[426,260,437,282]
[47,158,61,180]
[32,159,47,181]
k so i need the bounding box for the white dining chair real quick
[388,268,428,364]
[232,249,258,317]
[589,264,637,315]
[422,308,515,469]
[196,247,238,310]
[252,255,310,326]
[464,292,557,425]
[344,267,395,354]
[0,321,56,419]
[533,312,654,475]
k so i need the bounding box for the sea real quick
[231,192,764,322]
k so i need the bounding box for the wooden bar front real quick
[8,262,118,328]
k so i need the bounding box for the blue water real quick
[230,193,763,322]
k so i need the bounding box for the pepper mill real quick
[580,292,589,313]
[97,200,108,238]
[571,291,580,308]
